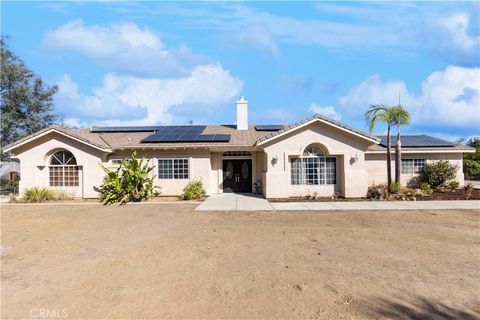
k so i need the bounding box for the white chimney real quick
[236,96,248,130]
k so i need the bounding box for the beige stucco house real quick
[3,97,474,199]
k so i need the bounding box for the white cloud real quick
[231,26,279,56]
[308,104,341,121]
[55,64,243,126]
[425,12,480,65]
[144,3,479,65]
[339,66,480,130]
[44,19,207,76]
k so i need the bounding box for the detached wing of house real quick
[3,98,474,199]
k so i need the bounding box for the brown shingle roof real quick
[3,125,111,152]
[89,125,275,150]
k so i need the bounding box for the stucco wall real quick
[260,122,374,198]
[365,152,465,187]
[108,149,213,196]
[12,132,108,198]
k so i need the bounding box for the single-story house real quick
[3,97,475,199]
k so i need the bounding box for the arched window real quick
[49,150,79,187]
[291,144,336,185]
[303,145,326,157]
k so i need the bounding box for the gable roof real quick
[3,125,112,153]
[255,114,380,145]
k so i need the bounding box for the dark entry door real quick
[222,159,252,193]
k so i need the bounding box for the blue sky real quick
[2,1,479,141]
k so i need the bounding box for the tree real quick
[365,104,395,192]
[464,137,480,179]
[390,105,410,187]
[1,37,59,159]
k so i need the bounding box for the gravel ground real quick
[1,203,479,319]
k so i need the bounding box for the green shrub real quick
[22,187,54,203]
[99,151,160,205]
[181,179,206,200]
[420,182,432,195]
[446,180,460,192]
[420,160,458,189]
[463,159,480,179]
[390,182,401,193]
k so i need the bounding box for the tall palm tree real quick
[365,104,395,192]
[391,105,411,186]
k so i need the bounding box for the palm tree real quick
[391,105,410,186]
[365,104,395,192]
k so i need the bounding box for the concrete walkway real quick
[196,194,480,211]
[195,193,274,211]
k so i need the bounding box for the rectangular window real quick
[401,159,426,174]
[290,157,336,185]
[49,166,79,187]
[158,158,189,179]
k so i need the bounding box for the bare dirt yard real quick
[1,203,479,319]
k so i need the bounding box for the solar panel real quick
[377,135,457,147]
[140,125,230,143]
[255,125,283,131]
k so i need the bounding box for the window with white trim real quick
[158,158,189,179]
[49,150,79,187]
[290,145,336,185]
[401,159,426,174]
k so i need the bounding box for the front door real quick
[222,159,252,193]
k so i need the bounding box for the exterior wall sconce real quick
[350,154,359,164]
[271,155,278,166]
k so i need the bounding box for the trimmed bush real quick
[22,187,54,203]
[99,151,160,205]
[420,160,458,189]
[181,179,206,200]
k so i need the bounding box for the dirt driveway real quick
[1,203,479,319]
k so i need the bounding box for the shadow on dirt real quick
[356,296,479,320]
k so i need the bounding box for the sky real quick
[1,1,479,141]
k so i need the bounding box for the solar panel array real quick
[255,125,283,131]
[141,126,231,143]
[377,135,456,147]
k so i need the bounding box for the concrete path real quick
[196,194,480,211]
[195,193,274,211]
[270,200,479,211]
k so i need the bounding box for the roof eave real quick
[3,128,112,154]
